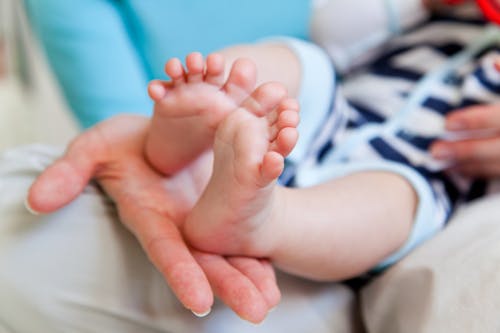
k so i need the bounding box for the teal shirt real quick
[24,0,311,128]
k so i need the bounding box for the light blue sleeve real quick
[24,0,153,128]
[24,0,312,128]
[125,0,312,79]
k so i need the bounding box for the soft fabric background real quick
[0,0,78,151]
[363,192,500,332]
[2,1,500,332]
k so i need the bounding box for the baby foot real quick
[146,52,257,175]
[183,82,300,258]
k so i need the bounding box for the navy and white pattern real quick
[287,12,500,256]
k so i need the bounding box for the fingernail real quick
[24,198,40,215]
[191,308,211,318]
[250,321,263,327]
[432,146,455,160]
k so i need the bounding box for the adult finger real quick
[193,251,272,323]
[445,104,500,131]
[116,202,214,316]
[451,159,500,178]
[26,128,107,214]
[226,257,281,309]
[431,136,500,162]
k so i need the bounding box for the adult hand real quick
[431,104,500,178]
[26,115,280,323]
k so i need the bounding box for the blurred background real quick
[0,0,78,151]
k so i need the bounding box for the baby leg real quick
[183,83,299,257]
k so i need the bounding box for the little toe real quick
[165,58,186,86]
[186,52,205,83]
[148,80,167,101]
[241,82,288,118]
[223,58,257,103]
[260,151,284,186]
[205,53,226,86]
[271,127,299,157]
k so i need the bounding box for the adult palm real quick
[27,115,280,323]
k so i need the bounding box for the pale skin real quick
[145,52,418,281]
[143,8,500,308]
[21,44,412,328]
[27,31,500,323]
